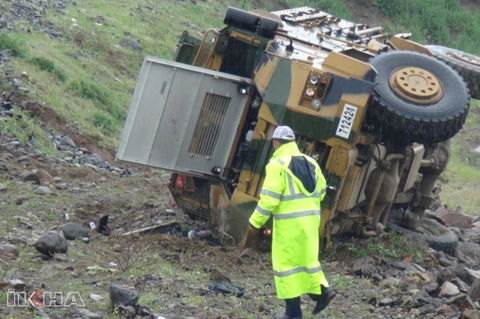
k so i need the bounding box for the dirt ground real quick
[1,128,479,319]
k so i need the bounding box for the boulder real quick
[439,281,460,297]
[34,186,54,195]
[353,256,376,274]
[109,283,139,310]
[62,222,89,241]
[459,268,480,286]
[433,207,474,229]
[379,297,394,306]
[392,261,408,271]
[453,277,471,293]
[0,244,18,260]
[462,310,480,319]
[451,294,474,311]
[33,231,68,256]
[456,242,480,266]
[59,135,76,148]
[469,279,480,301]
[24,169,55,186]
[118,305,136,318]
[120,38,143,52]
[77,308,103,319]
[40,19,54,28]
[210,269,231,282]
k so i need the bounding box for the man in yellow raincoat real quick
[240,126,336,319]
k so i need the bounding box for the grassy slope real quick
[1,0,480,213]
[441,99,480,213]
[1,0,233,152]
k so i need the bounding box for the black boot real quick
[274,315,301,319]
[275,297,302,319]
[312,286,336,315]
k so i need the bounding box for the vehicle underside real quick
[116,6,480,254]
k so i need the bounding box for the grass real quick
[0,32,29,58]
[29,57,67,82]
[0,106,57,156]
[326,231,417,263]
[440,99,480,215]
[0,1,240,152]
[2,0,480,187]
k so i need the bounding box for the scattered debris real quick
[122,220,181,236]
[96,215,110,235]
[208,281,245,297]
[188,229,212,240]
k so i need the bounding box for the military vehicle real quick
[116,6,480,253]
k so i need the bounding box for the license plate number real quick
[335,104,357,139]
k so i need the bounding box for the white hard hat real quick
[272,126,295,141]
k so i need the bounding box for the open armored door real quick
[116,57,252,177]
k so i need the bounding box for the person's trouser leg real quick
[285,297,302,318]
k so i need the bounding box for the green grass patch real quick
[0,32,29,58]
[0,106,57,156]
[30,57,68,82]
[367,0,480,55]
[440,99,480,215]
[329,232,416,263]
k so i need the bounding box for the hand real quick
[237,224,260,251]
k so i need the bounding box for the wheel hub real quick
[449,51,480,67]
[389,67,444,104]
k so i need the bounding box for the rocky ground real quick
[1,120,480,319]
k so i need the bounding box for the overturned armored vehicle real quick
[117,6,480,253]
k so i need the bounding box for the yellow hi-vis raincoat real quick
[249,141,329,299]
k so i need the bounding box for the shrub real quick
[68,79,111,105]
[30,57,67,82]
[68,79,126,128]
[0,32,28,58]
[91,111,116,135]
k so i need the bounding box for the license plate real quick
[336,104,357,139]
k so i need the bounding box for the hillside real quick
[1,1,480,319]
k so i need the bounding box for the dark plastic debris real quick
[208,281,245,297]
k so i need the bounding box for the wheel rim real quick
[388,67,444,104]
[449,51,480,67]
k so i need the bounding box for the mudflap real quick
[213,189,272,246]
[170,175,269,246]
[169,174,212,220]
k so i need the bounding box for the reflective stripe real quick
[274,210,319,220]
[319,187,326,195]
[282,192,319,201]
[255,205,272,216]
[286,173,295,196]
[274,265,322,278]
[261,189,282,200]
[276,158,286,166]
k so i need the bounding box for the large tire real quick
[387,218,458,255]
[257,17,279,39]
[367,51,470,144]
[427,45,480,100]
[223,7,260,32]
